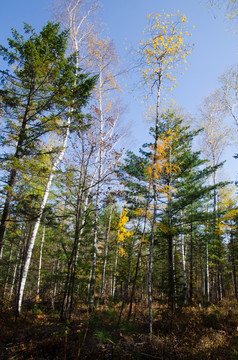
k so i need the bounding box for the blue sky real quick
[0,0,237,180]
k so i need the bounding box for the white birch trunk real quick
[205,240,210,301]
[89,66,103,308]
[16,118,70,314]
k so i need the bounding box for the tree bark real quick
[180,232,187,305]
[189,223,193,303]
[112,241,119,297]
[100,205,113,302]
[230,232,237,298]
[36,225,45,298]
[205,240,210,301]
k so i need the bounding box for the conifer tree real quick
[0,22,96,259]
[0,22,96,314]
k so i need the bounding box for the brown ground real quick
[1,298,238,359]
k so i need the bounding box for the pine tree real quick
[0,22,96,259]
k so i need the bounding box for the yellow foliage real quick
[216,184,238,234]
[134,207,146,217]
[119,246,126,257]
[146,129,182,200]
[139,10,193,93]
[117,209,134,258]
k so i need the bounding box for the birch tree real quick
[199,90,231,301]
[52,0,100,64]
[53,0,124,315]
[86,35,123,308]
[52,0,101,319]
[138,10,193,336]
[220,66,238,128]
[207,0,238,23]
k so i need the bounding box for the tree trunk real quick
[180,232,187,305]
[189,223,193,303]
[128,189,150,321]
[148,77,162,338]
[16,117,70,316]
[230,232,237,298]
[118,219,140,324]
[3,241,14,299]
[61,191,86,320]
[9,244,21,302]
[205,240,210,301]
[210,265,215,303]
[51,258,60,310]
[168,232,175,310]
[112,242,119,297]
[36,225,45,298]
[0,170,17,259]
[210,162,217,303]
[100,205,113,302]
[89,180,101,309]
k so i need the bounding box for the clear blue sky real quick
[0,0,237,180]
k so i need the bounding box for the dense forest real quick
[1,0,238,359]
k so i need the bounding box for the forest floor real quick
[1,298,238,359]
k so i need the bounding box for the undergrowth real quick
[0,298,238,359]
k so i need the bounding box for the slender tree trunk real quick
[51,258,60,310]
[118,219,140,324]
[36,225,45,298]
[128,243,142,322]
[149,77,162,338]
[61,254,78,320]
[210,164,217,303]
[173,237,177,306]
[180,232,187,305]
[168,232,175,310]
[100,205,113,302]
[61,191,85,320]
[210,265,215,303]
[112,242,119,297]
[205,240,210,301]
[189,223,193,303]
[89,180,101,309]
[230,232,237,298]
[89,65,104,309]
[62,148,92,317]
[3,241,14,298]
[128,189,150,321]
[217,268,223,301]
[16,118,70,316]
[9,244,21,302]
